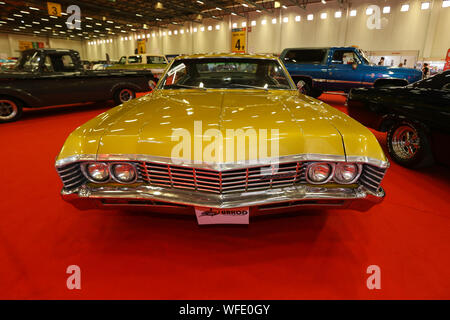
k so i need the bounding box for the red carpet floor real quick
[0,93,449,299]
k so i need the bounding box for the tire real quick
[387,120,434,168]
[0,97,23,123]
[113,88,136,105]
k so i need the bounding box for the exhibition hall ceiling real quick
[0,0,327,40]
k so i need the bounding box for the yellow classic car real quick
[55,53,388,224]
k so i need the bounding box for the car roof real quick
[22,48,76,53]
[282,47,359,51]
[175,52,278,60]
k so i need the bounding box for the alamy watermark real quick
[171,121,280,174]
[366,265,381,290]
[66,265,81,290]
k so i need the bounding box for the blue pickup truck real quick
[280,47,423,98]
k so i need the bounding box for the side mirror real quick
[296,80,307,94]
[352,63,358,70]
[148,80,157,91]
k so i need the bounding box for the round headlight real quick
[86,162,109,182]
[111,163,136,183]
[334,163,359,184]
[307,163,332,183]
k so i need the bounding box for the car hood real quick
[57,89,387,165]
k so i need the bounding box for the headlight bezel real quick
[306,161,362,185]
[334,163,362,184]
[110,162,138,184]
[81,161,138,184]
[306,162,335,184]
[82,162,110,183]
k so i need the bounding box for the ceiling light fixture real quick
[421,2,430,9]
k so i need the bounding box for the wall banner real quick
[19,41,45,51]
[231,27,246,53]
[137,39,146,54]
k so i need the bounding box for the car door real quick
[327,49,364,92]
[282,49,328,90]
[35,53,84,106]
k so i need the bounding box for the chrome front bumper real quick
[61,183,385,214]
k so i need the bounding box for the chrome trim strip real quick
[56,153,390,170]
[62,183,384,209]
[312,78,374,85]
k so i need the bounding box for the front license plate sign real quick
[195,207,250,225]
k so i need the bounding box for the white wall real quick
[2,0,449,61]
[0,32,84,58]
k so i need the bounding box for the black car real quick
[347,70,450,168]
[0,48,156,123]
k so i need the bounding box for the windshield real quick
[159,58,294,90]
[15,51,41,72]
[128,56,142,64]
[357,49,370,65]
[147,56,167,64]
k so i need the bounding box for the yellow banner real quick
[47,2,62,17]
[137,39,146,54]
[231,27,246,53]
[19,41,33,51]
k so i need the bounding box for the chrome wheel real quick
[0,99,18,121]
[119,89,133,103]
[391,125,420,160]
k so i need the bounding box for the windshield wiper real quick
[166,84,207,90]
[228,83,269,91]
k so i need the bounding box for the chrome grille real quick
[359,164,387,193]
[138,162,306,194]
[56,162,86,190]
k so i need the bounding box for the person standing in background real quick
[422,63,430,79]
[378,57,385,66]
